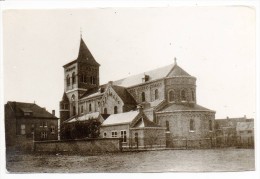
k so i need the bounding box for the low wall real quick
[166,137,216,149]
[34,138,122,154]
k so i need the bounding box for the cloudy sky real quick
[3,6,256,119]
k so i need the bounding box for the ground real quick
[6,148,255,173]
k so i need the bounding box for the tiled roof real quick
[7,101,58,119]
[110,63,192,88]
[111,64,175,87]
[63,38,100,68]
[61,92,69,102]
[111,85,137,105]
[158,103,214,113]
[101,111,139,126]
[167,64,191,77]
[65,112,100,123]
[80,87,101,99]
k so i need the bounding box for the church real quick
[59,37,216,149]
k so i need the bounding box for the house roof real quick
[65,112,100,123]
[63,38,100,68]
[111,85,137,105]
[80,87,101,99]
[158,103,214,113]
[6,101,58,119]
[101,111,139,126]
[109,62,192,88]
[236,122,254,131]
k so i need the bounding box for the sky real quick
[2,6,256,119]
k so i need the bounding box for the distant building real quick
[5,101,59,151]
[59,37,215,148]
[215,116,254,147]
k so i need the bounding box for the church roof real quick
[111,85,137,105]
[61,92,69,102]
[63,38,100,68]
[101,111,139,126]
[6,101,58,119]
[157,103,214,113]
[111,62,192,88]
[65,112,100,123]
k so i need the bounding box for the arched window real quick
[71,94,75,101]
[169,90,175,102]
[166,121,170,131]
[66,75,70,86]
[114,106,118,114]
[81,106,83,114]
[191,90,195,101]
[190,119,195,131]
[155,89,159,100]
[104,108,107,114]
[181,90,186,101]
[209,120,213,131]
[72,72,76,84]
[89,103,92,112]
[141,92,145,102]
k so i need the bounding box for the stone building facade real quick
[59,37,215,148]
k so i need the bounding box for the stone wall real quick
[34,138,122,153]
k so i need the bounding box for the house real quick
[5,101,58,151]
[215,116,254,147]
[59,37,215,149]
[100,106,166,149]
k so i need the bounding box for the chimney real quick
[227,116,229,119]
[244,115,246,119]
[52,110,55,116]
[174,57,177,65]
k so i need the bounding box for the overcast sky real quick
[3,6,256,119]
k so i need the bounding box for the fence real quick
[216,135,254,148]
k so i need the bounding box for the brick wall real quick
[34,138,122,153]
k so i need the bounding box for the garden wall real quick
[34,138,122,154]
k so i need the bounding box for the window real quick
[121,131,127,142]
[40,122,47,128]
[209,120,213,131]
[89,104,92,112]
[81,74,87,83]
[81,105,84,113]
[166,121,170,131]
[41,131,47,139]
[169,90,175,102]
[24,112,31,116]
[114,106,118,114]
[181,90,186,101]
[191,90,195,101]
[103,132,107,138]
[155,89,159,100]
[141,92,145,102]
[72,72,76,84]
[72,105,76,116]
[66,75,70,86]
[190,119,195,131]
[21,124,26,135]
[134,132,138,143]
[90,76,96,85]
[104,108,107,114]
[112,131,118,138]
[50,126,55,134]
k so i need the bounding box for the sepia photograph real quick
[0,0,258,177]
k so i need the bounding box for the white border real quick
[0,1,259,179]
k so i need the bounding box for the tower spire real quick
[80,27,82,39]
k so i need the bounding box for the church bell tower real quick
[59,36,100,124]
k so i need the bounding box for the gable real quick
[166,64,191,77]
